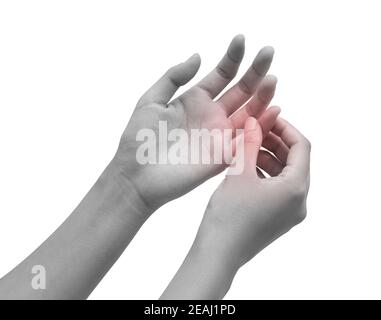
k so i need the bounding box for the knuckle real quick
[136,98,147,108]
[285,183,308,225]
[294,207,307,225]
[167,65,178,74]
[216,65,235,80]
[287,183,307,204]
[238,80,252,95]
[165,67,175,78]
[257,90,270,104]
[165,66,180,84]
[304,137,312,151]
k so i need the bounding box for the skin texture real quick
[161,117,311,300]
[0,36,283,299]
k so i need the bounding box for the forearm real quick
[0,162,152,299]
[160,232,239,300]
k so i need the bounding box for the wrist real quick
[192,231,241,275]
[161,237,239,300]
[84,161,154,224]
[167,240,238,300]
[189,232,241,296]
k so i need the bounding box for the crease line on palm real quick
[137,34,283,170]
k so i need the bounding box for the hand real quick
[197,116,311,268]
[112,35,280,212]
[161,116,310,299]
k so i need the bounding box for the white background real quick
[0,0,380,299]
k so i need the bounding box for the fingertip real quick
[261,45,275,57]
[233,34,245,46]
[265,74,278,85]
[245,116,256,129]
[235,33,245,40]
[228,34,245,63]
[187,53,201,71]
[230,33,245,43]
[172,53,201,86]
[259,106,281,134]
[186,53,201,66]
[270,105,281,115]
[253,46,275,75]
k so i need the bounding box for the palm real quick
[116,35,279,209]
[178,88,231,131]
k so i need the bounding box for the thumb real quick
[243,117,263,174]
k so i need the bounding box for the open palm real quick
[114,35,280,210]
